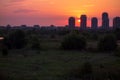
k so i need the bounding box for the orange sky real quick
[0,0,120,27]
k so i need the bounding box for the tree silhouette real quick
[7,30,26,49]
[61,33,86,50]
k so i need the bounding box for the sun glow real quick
[75,18,80,26]
[77,19,81,22]
[0,0,119,26]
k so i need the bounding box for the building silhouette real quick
[102,12,109,29]
[80,15,87,29]
[6,24,11,29]
[113,17,120,29]
[68,17,75,28]
[91,17,98,29]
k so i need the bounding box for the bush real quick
[30,35,41,50]
[81,62,93,75]
[7,30,26,49]
[114,28,120,40]
[61,33,86,50]
[66,62,93,80]
[114,48,120,57]
[2,46,8,56]
[98,34,117,51]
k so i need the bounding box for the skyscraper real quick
[102,12,109,29]
[113,17,120,29]
[68,17,75,28]
[91,17,98,29]
[80,15,87,29]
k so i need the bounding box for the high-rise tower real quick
[102,12,109,29]
[91,17,98,29]
[113,17,120,29]
[68,17,75,28]
[80,15,87,29]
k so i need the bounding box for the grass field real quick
[0,40,120,80]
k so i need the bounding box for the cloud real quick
[14,9,37,13]
[9,0,26,3]
[83,4,95,7]
[39,0,55,5]
[1,0,26,7]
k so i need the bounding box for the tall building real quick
[68,17,75,28]
[102,12,109,29]
[113,17,120,29]
[91,17,98,29]
[80,15,87,29]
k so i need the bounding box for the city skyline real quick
[68,12,119,29]
[0,0,120,26]
[1,12,120,28]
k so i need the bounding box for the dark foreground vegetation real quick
[0,27,120,80]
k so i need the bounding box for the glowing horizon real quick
[0,0,120,27]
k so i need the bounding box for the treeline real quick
[61,32,117,51]
[0,28,120,56]
[0,29,41,56]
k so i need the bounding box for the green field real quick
[0,40,120,80]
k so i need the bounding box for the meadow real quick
[0,39,120,80]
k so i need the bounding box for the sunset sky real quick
[0,0,120,27]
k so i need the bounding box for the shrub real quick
[66,62,93,80]
[81,62,93,75]
[114,48,120,57]
[114,28,120,40]
[7,30,26,49]
[2,46,8,56]
[30,35,41,50]
[61,33,86,50]
[98,34,117,51]
[90,33,98,40]
[79,62,93,80]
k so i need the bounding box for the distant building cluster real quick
[68,17,75,29]
[80,15,87,29]
[68,12,120,30]
[0,12,120,31]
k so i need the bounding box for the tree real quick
[7,30,26,49]
[61,33,86,50]
[30,35,41,50]
[2,46,8,56]
[98,34,117,51]
[0,37,9,56]
[114,28,120,40]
